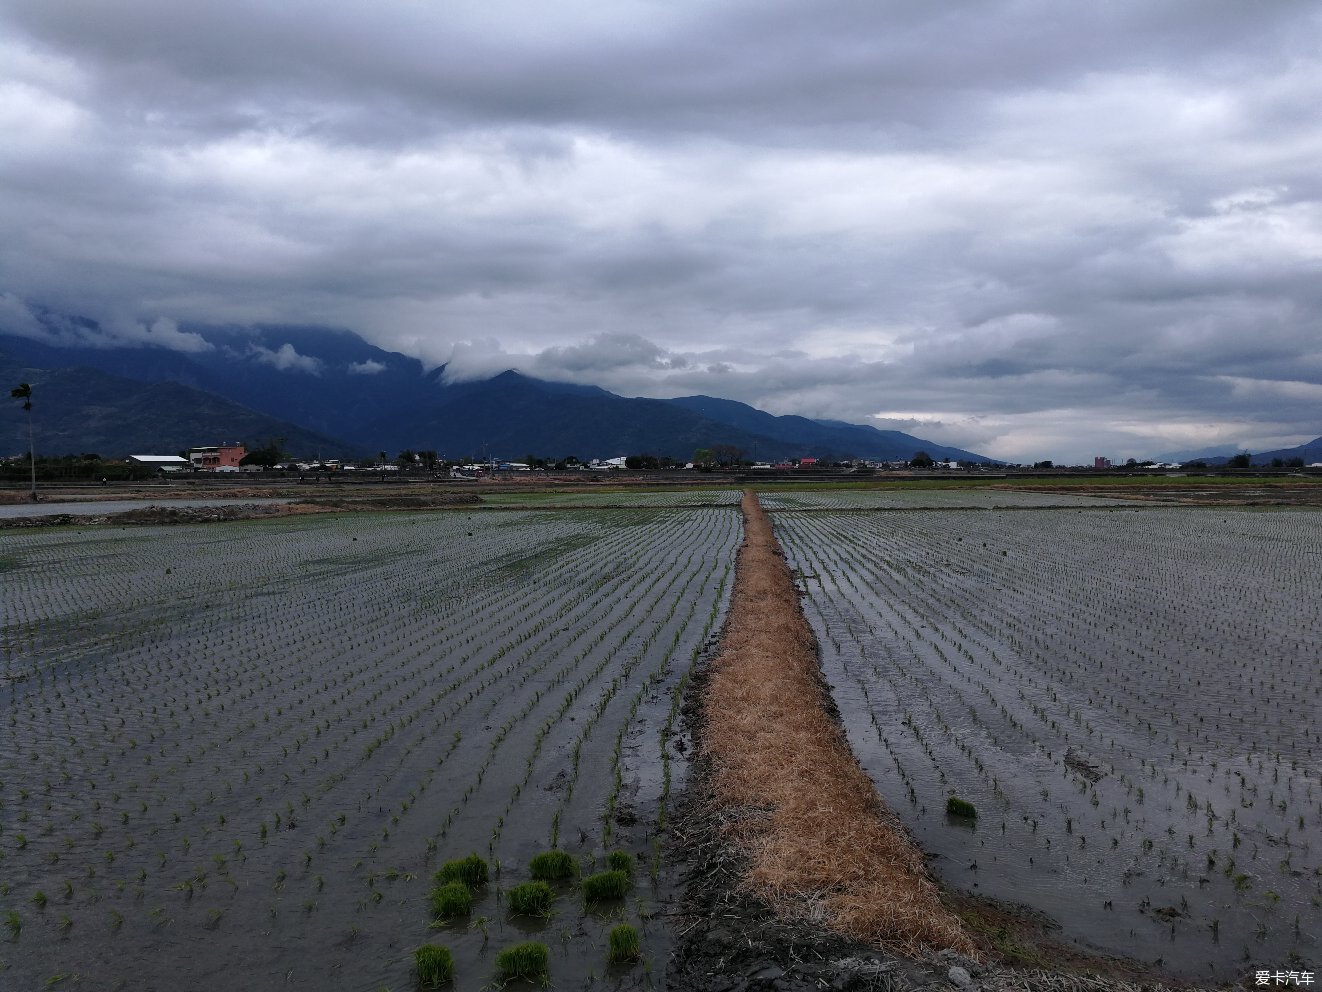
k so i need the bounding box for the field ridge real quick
[701,489,977,955]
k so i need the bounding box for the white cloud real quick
[347,359,386,375]
[0,298,214,353]
[248,342,322,373]
[103,316,214,353]
[0,293,46,338]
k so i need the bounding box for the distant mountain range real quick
[1153,444,1245,463]
[1,306,991,462]
[1154,442,1322,466]
[1208,440,1322,466]
[0,352,346,458]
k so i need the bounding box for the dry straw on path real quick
[702,490,977,958]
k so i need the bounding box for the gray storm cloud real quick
[1,0,1319,461]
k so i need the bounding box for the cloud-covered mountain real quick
[0,313,991,462]
[0,350,351,458]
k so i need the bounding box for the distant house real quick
[190,442,246,471]
[128,455,190,472]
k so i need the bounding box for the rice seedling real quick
[428,882,472,921]
[581,870,630,904]
[495,941,549,983]
[607,923,641,963]
[434,853,488,888]
[606,850,633,874]
[528,849,577,881]
[506,881,554,918]
[414,943,454,987]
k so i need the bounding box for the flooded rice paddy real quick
[3,488,1318,989]
[774,498,1322,982]
[1,506,738,990]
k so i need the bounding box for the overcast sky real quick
[2,0,1320,462]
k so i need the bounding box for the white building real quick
[128,455,190,472]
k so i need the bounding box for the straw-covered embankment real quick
[703,489,977,956]
[669,490,1198,992]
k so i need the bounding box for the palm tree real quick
[10,383,35,500]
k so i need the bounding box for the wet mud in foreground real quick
[669,491,1202,991]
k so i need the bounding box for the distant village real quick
[108,440,1320,477]
[124,441,973,477]
[5,439,1319,487]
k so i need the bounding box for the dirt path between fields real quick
[666,490,1210,991]
[704,490,975,955]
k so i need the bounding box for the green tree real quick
[909,451,934,468]
[711,443,743,466]
[1227,452,1252,468]
[240,445,282,468]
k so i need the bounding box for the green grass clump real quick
[434,853,488,887]
[528,850,577,881]
[946,796,977,819]
[495,941,549,982]
[581,869,630,903]
[429,882,472,920]
[414,944,454,986]
[607,923,641,963]
[506,881,555,918]
[606,850,633,874]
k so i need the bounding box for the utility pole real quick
[10,383,35,500]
